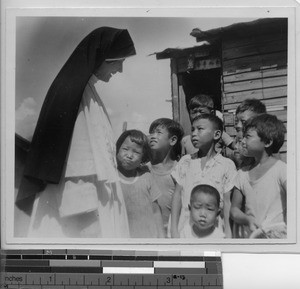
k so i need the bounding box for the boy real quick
[148,118,184,235]
[171,114,236,238]
[234,99,268,168]
[230,114,287,238]
[180,184,224,239]
[182,94,234,155]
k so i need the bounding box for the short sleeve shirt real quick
[171,153,237,231]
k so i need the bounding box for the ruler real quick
[1,250,223,288]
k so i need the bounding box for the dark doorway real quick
[181,68,222,111]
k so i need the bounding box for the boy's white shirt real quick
[171,152,237,234]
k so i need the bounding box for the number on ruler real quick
[105,276,112,285]
[166,276,171,284]
[173,275,186,280]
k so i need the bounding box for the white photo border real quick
[1,0,299,252]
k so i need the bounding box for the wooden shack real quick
[156,18,287,161]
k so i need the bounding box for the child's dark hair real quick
[236,98,267,115]
[243,113,286,154]
[188,94,215,112]
[149,118,184,160]
[116,129,150,163]
[192,114,224,134]
[190,184,220,208]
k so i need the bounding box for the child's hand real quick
[247,216,259,232]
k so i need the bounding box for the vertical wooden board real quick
[178,85,191,136]
[170,59,180,122]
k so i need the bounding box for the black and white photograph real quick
[1,2,299,251]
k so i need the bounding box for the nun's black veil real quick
[16,27,136,212]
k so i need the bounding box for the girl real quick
[230,114,287,238]
[170,114,236,238]
[116,130,165,238]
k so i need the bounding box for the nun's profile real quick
[16,27,136,238]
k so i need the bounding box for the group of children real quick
[116,95,287,239]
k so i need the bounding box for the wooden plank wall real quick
[221,30,288,162]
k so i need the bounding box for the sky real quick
[15,16,256,141]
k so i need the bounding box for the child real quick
[171,114,237,238]
[180,184,224,239]
[182,94,235,155]
[147,118,184,235]
[234,99,267,168]
[230,114,287,238]
[116,129,165,238]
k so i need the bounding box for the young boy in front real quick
[180,184,224,239]
[148,118,184,235]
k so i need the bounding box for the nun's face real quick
[94,60,124,82]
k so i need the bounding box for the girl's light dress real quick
[27,75,129,238]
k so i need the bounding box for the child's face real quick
[148,125,174,151]
[190,192,219,232]
[241,128,266,157]
[235,110,257,142]
[191,118,219,149]
[117,136,144,171]
[189,106,212,121]
[234,110,258,160]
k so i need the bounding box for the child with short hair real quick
[182,94,235,155]
[230,114,287,238]
[148,118,184,235]
[180,184,225,239]
[171,114,237,238]
[116,129,165,238]
[234,98,267,168]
